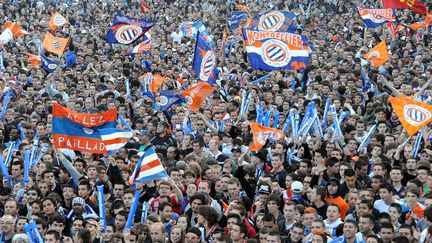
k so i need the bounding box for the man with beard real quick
[24,187,41,217]
[66,197,96,223]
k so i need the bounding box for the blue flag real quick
[106,14,154,45]
[193,31,219,85]
[39,50,60,73]
[158,91,183,111]
[227,11,249,30]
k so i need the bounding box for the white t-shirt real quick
[171,32,183,44]
[374,199,403,213]
[324,218,343,237]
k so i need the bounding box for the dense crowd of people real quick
[0,0,431,242]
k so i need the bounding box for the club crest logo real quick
[258,11,285,31]
[116,25,143,45]
[199,50,216,81]
[404,104,431,127]
[83,128,94,135]
[261,39,291,67]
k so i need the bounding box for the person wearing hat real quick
[252,183,272,218]
[125,129,153,152]
[324,178,349,221]
[186,227,202,243]
[251,151,270,178]
[150,120,177,157]
[83,214,101,242]
[67,197,96,221]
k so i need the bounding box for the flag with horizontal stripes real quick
[100,128,134,154]
[128,148,168,186]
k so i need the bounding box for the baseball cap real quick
[258,183,272,195]
[187,227,201,238]
[327,178,339,186]
[159,121,169,128]
[84,214,99,226]
[231,147,242,153]
[72,197,85,207]
[291,181,304,194]
[138,130,152,137]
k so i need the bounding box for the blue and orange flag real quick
[193,31,219,85]
[364,40,389,68]
[249,122,284,151]
[382,0,426,15]
[389,95,432,136]
[356,7,396,28]
[242,29,310,71]
[128,148,168,186]
[106,14,154,45]
[244,10,298,33]
[52,103,117,154]
[180,82,214,111]
[41,32,71,55]
[129,29,152,55]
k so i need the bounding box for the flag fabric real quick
[220,28,227,56]
[382,0,426,15]
[242,29,310,71]
[356,7,396,28]
[128,148,168,186]
[42,32,71,55]
[0,28,13,45]
[100,128,133,154]
[180,82,214,111]
[236,4,252,15]
[106,14,154,45]
[49,13,68,31]
[193,31,219,85]
[425,11,432,27]
[364,40,389,68]
[157,91,183,111]
[52,103,117,154]
[388,95,432,136]
[27,53,42,67]
[179,22,214,45]
[244,10,298,33]
[129,29,152,54]
[2,21,30,38]
[137,1,151,12]
[39,50,60,73]
[410,22,425,30]
[227,11,249,30]
[249,122,284,151]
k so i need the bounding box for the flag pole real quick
[363,27,367,45]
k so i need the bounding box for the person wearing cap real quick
[252,183,272,218]
[251,151,270,179]
[325,178,349,221]
[186,227,202,243]
[150,120,177,157]
[83,214,101,242]
[125,129,153,152]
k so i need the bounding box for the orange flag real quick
[236,4,251,14]
[151,75,164,92]
[249,122,284,151]
[364,41,389,69]
[2,21,30,37]
[425,11,432,27]
[49,13,68,31]
[42,32,71,55]
[26,53,42,67]
[410,22,425,30]
[388,95,432,136]
[180,82,214,111]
